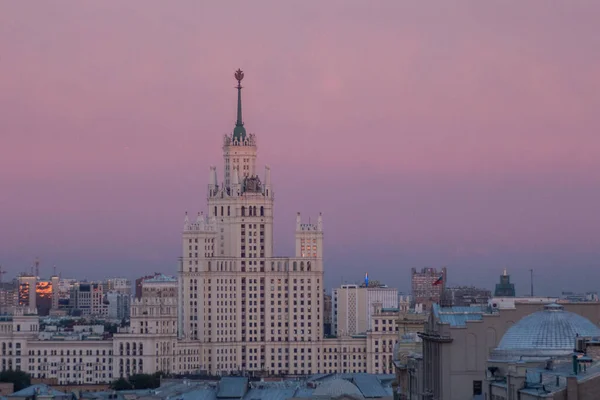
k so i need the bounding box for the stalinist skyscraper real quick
[178,69,324,376]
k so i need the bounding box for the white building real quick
[68,282,107,317]
[0,310,114,384]
[178,69,325,376]
[105,278,131,295]
[106,292,131,321]
[332,284,399,337]
[0,71,404,381]
[113,274,178,377]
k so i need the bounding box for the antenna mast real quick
[35,257,40,277]
[530,269,534,297]
[0,265,6,283]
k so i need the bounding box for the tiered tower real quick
[179,70,324,376]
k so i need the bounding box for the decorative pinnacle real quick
[235,69,244,87]
[233,68,246,141]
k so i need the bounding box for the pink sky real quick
[1,1,600,294]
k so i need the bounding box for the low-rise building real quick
[418,299,600,400]
[443,285,491,307]
[486,304,600,400]
[105,292,130,321]
[332,283,399,337]
[411,267,446,312]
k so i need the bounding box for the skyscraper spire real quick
[232,69,246,142]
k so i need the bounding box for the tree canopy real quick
[110,372,164,391]
[0,369,31,391]
[109,377,132,391]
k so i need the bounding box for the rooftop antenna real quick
[530,269,534,297]
[0,265,6,283]
[34,257,40,277]
[53,265,57,277]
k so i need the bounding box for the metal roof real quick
[494,304,600,359]
[71,373,394,400]
[353,375,388,398]
[433,304,489,327]
[181,388,218,400]
[144,274,177,283]
[216,377,248,398]
[313,379,363,399]
[243,388,296,400]
[8,384,68,398]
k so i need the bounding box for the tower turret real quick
[208,166,218,196]
[264,165,272,197]
[223,69,257,187]
[231,168,240,197]
[183,212,190,230]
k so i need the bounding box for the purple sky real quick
[1,2,600,295]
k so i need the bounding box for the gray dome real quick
[313,379,364,399]
[492,303,600,360]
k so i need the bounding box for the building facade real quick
[411,267,446,312]
[68,282,107,317]
[0,282,17,314]
[332,284,399,337]
[177,69,325,376]
[105,278,131,295]
[106,292,130,321]
[494,269,516,297]
[443,286,491,307]
[417,300,600,400]
[0,71,405,381]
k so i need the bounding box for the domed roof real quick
[492,303,600,360]
[313,379,364,399]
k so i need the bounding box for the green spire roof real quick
[232,69,246,142]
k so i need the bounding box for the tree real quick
[110,377,133,391]
[104,323,118,334]
[128,373,161,389]
[0,369,31,391]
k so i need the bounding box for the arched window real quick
[300,262,305,271]
[214,206,217,216]
[293,262,297,271]
[241,206,245,216]
[227,206,230,216]
[221,206,224,216]
[307,261,311,271]
[254,206,257,216]
[260,206,264,216]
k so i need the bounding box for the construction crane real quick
[0,264,6,283]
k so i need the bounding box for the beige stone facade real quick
[418,300,600,400]
[332,285,399,337]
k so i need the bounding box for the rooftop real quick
[433,304,495,327]
[144,274,177,283]
[492,303,600,360]
[8,384,69,399]
[81,374,394,400]
[491,360,600,397]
